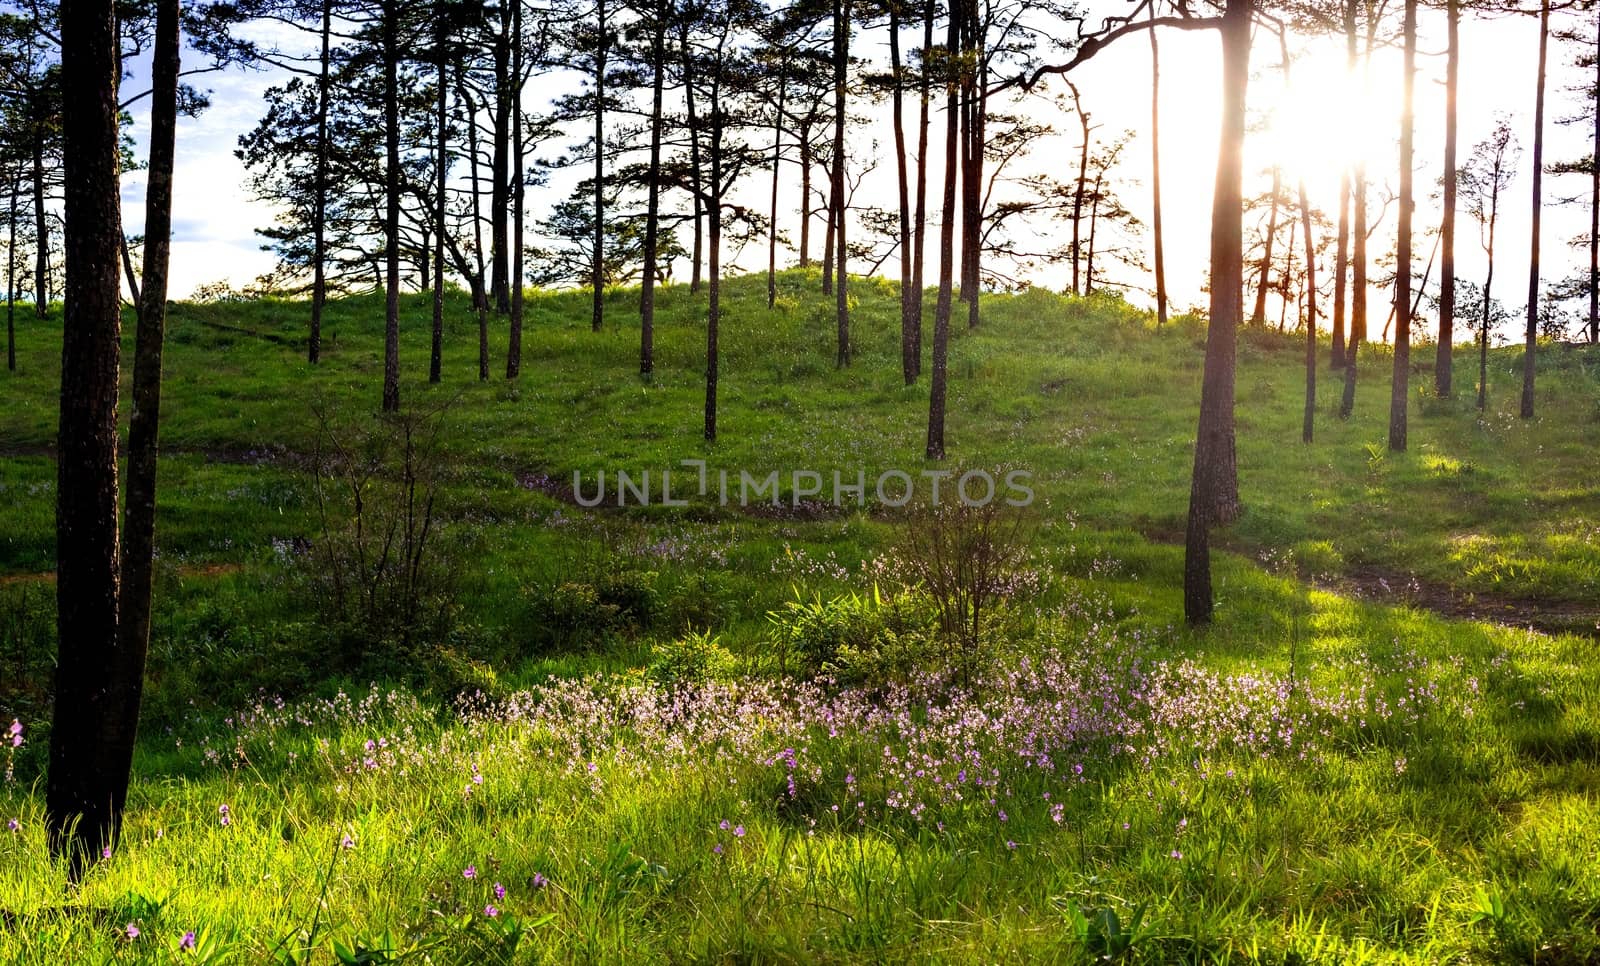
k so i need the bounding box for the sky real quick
[115,1,1596,343]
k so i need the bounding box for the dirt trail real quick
[1139,525,1600,638]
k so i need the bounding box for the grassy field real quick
[1,271,1599,962]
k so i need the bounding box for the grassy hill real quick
[1,272,1599,962]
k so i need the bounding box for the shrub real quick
[647,629,736,688]
[893,500,1033,686]
[302,403,468,668]
[765,587,938,686]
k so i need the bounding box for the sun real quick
[1253,47,1403,201]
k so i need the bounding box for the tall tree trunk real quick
[821,173,834,294]
[926,0,959,460]
[1480,193,1497,410]
[1522,0,1549,420]
[591,0,606,332]
[460,73,489,379]
[965,36,984,329]
[1591,4,1599,344]
[49,0,125,873]
[31,139,46,317]
[892,6,915,380]
[507,1,525,378]
[706,69,723,441]
[116,0,179,865]
[1390,0,1416,451]
[799,121,812,267]
[490,4,512,313]
[832,0,850,366]
[1085,171,1102,294]
[1149,8,1168,328]
[1069,81,1088,296]
[6,171,14,371]
[1436,0,1459,393]
[767,55,785,311]
[310,0,331,363]
[1302,172,1317,442]
[1183,0,1249,626]
[1251,166,1280,326]
[911,0,931,373]
[682,28,703,295]
[382,0,401,412]
[431,8,447,385]
[641,15,665,376]
[1331,170,1350,367]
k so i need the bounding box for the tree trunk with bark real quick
[1183,0,1249,626]
[591,0,606,332]
[1149,8,1167,328]
[641,15,665,375]
[310,0,331,363]
[116,0,179,869]
[1390,0,1416,451]
[1436,0,1459,393]
[832,0,850,366]
[49,0,126,874]
[892,6,915,379]
[1523,0,1549,420]
[382,0,401,412]
[926,1,959,460]
[507,1,525,379]
[431,7,447,385]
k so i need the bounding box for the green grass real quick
[1,271,1599,962]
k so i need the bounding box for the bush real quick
[893,500,1033,686]
[765,588,938,686]
[302,403,468,668]
[647,629,736,688]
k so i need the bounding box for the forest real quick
[2,0,1600,959]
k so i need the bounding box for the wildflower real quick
[7,720,20,748]
[483,904,500,918]
[102,846,112,859]
[218,804,231,827]
[493,882,506,901]
[718,819,729,830]
[1394,756,1408,775]
[712,843,723,855]
[179,931,196,951]
[1006,840,1017,850]
[463,865,477,880]
[5,818,17,832]
[733,825,746,838]
[340,834,356,850]
[1170,850,1182,860]
[124,923,140,941]
[531,872,548,888]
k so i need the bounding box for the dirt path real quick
[1139,525,1600,638]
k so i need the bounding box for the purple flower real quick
[712,843,723,855]
[102,846,112,859]
[493,882,506,901]
[733,825,746,838]
[180,931,196,951]
[217,804,231,827]
[532,872,548,888]
[483,904,500,918]
[5,818,17,832]
[1006,840,1017,850]
[7,720,20,748]
[124,923,140,941]
[1170,850,1183,860]
[340,834,355,850]
[718,819,729,830]
[462,865,477,880]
